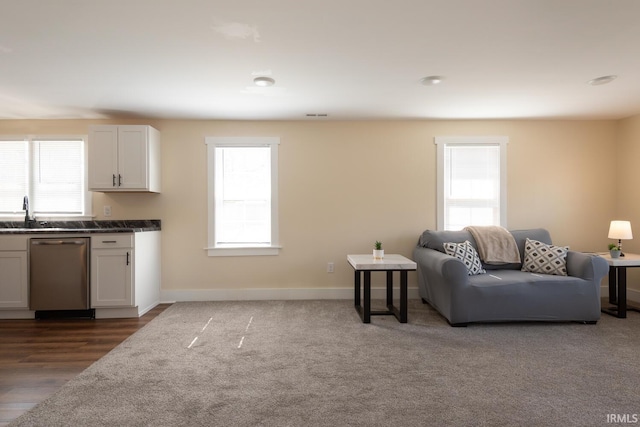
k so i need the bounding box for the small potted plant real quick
[608,243,621,258]
[373,241,384,260]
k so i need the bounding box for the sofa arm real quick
[413,247,470,290]
[566,251,609,282]
[413,246,470,324]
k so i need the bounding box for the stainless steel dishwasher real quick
[29,237,94,318]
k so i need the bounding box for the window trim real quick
[0,134,93,220]
[435,136,508,231]
[205,137,280,257]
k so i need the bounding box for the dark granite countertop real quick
[0,219,161,234]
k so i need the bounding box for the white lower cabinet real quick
[90,231,160,318]
[0,231,160,319]
[91,235,133,307]
[0,236,29,309]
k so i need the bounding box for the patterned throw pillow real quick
[521,238,568,276]
[443,240,486,276]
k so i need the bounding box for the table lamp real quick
[608,220,633,257]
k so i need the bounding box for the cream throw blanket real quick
[464,226,521,264]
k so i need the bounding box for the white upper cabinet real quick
[88,125,161,192]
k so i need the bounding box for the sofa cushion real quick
[510,229,552,255]
[521,238,568,276]
[419,229,476,252]
[419,228,554,270]
[443,240,486,276]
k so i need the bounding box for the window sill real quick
[206,245,282,257]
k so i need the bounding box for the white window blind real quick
[0,136,89,217]
[32,139,85,214]
[215,146,271,244]
[206,137,280,256]
[436,136,508,231]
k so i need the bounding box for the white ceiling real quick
[1,0,640,121]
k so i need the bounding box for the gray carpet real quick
[10,300,640,427]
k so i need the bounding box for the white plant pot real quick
[610,250,621,258]
[373,249,384,260]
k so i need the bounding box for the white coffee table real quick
[599,252,640,318]
[347,254,416,323]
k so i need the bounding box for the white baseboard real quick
[0,309,34,319]
[601,285,640,303]
[95,306,142,319]
[163,286,640,306]
[160,287,421,303]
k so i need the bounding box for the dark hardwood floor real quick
[0,304,171,426]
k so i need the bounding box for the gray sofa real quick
[413,228,608,326]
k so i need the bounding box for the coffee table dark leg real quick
[609,266,617,304]
[400,270,408,323]
[618,267,627,318]
[352,266,412,324]
[363,271,371,323]
[386,271,393,307]
[354,270,360,307]
[602,266,640,319]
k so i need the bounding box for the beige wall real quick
[0,118,621,296]
[615,114,640,291]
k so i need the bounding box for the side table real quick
[347,254,416,324]
[600,252,640,318]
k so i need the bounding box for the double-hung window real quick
[435,136,508,231]
[0,136,91,218]
[205,137,280,256]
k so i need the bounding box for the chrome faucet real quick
[22,195,35,227]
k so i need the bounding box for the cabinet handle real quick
[112,174,116,187]
[126,251,130,266]
[32,240,86,245]
[118,174,122,187]
[101,240,117,243]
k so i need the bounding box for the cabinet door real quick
[91,249,133,307]
[88,126,119,190]
[117,126,148,190]
[0,252,28,308]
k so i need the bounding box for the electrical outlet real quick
[103,205,112,217]
[327,262,334,273]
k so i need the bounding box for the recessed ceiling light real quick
[420,76,445,86]
[587,75,617,86]
[253,76,275,87]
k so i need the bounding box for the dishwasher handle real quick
[31,240,87,245]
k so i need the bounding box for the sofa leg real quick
[584,321,598,325]
[421,298,428,304]
[450,322,468,327]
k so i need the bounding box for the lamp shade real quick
[608,220,633,240]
